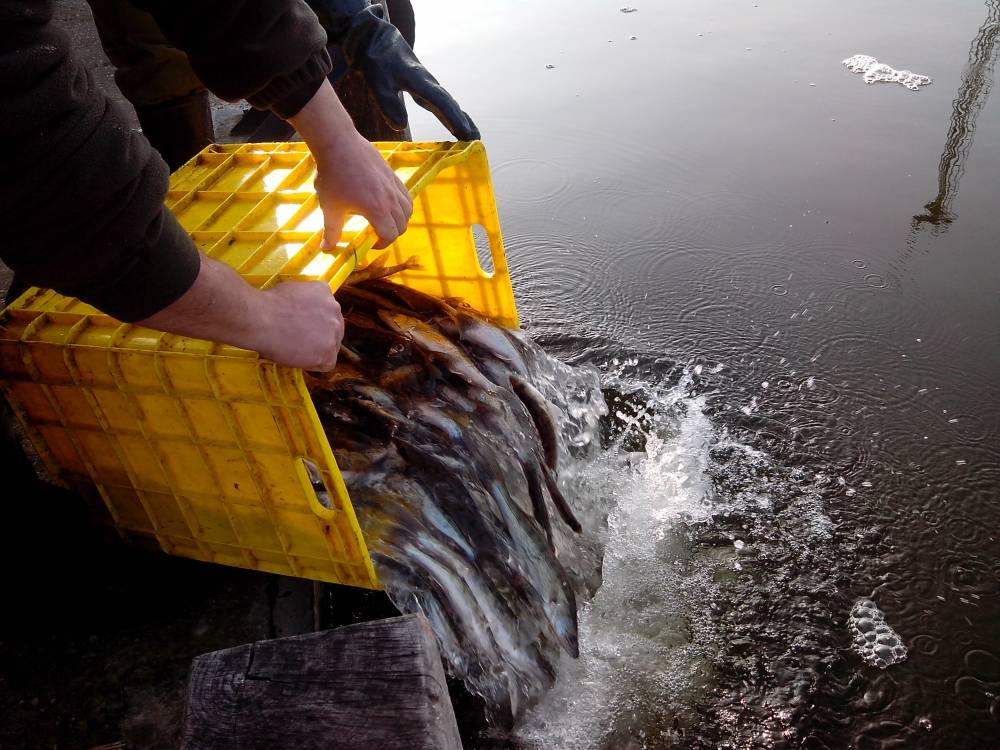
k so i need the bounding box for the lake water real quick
[408,1,1000,747]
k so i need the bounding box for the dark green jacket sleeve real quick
[0,1,200,322]
[136,0,332,119]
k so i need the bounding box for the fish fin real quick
[342,252,387,285]
[345,255,422,286]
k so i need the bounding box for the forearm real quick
[137,254,261,351]
[288,79,367,164]
[138,253,346,371]
[288,80,412,249]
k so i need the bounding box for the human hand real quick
[310,0,480,140]
[251,281,345,371]
[289,81,413,250]
[313,132,413,250]
[139,255,345,371]
[328,2,480,140]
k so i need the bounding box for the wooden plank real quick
[181,614,461,750]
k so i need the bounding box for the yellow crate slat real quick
[0,140,517,589]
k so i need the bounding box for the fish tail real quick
[523,461,555,549]
[541,466,582,534]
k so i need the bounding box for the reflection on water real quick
[409,0,1000,746]
[913,0,1000,231]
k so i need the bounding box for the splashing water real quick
[515,359,852,748]
[315,272,869,745]
[842,54,932,90]
[519,375,721,748]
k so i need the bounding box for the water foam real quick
[842,54,932,91]
[848,598,908,668]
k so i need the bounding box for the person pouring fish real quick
[2,1,597,724]
[1,0,478,373]
[0,0,484,563]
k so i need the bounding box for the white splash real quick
[517,364,840,747]
[842,54,932,91]
[517,384,720,749]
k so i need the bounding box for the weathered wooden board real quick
[181,614,461,750]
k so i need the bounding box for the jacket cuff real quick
[84,209,202,323]
[248,48,332,120]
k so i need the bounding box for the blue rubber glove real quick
[309,0,481,141]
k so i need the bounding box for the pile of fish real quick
[308,258,602,722]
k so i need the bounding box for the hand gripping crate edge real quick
[0,140,518,589]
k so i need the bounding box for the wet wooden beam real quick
[181,614,461,750]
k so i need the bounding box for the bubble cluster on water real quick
[842,54,932,91]
[848,598,908,668]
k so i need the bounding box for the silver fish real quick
[378,310,500,398]
[510,374,561,471]
[485,480,579,658]
[457,312,530,377]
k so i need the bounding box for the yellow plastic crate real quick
[0,140,517,589]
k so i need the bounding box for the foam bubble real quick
[848,598,908,668]
[842,54,932,91]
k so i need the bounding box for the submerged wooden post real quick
[181,614,461,750]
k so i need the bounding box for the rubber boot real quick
[135,90,215,172]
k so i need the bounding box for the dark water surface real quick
[409,1,1000,747]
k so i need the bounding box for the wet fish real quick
[438,383,478,414]
[337,344,363,367]
[409,400,465,443]
[404,542,500,664]
[377,363,424,390]
[396,477,553,643]
[457,312,529,377]
[344,254,420,285]
[311,274,594,719]
[485,480,580,658]
[417,531,556,698]
[337,283,413,315]
[369,279,461,321]
[391,437,510,549]
[510,374,561,471]
[378,310,500,397]
[542,465,582,534]
[524,460,555,547]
